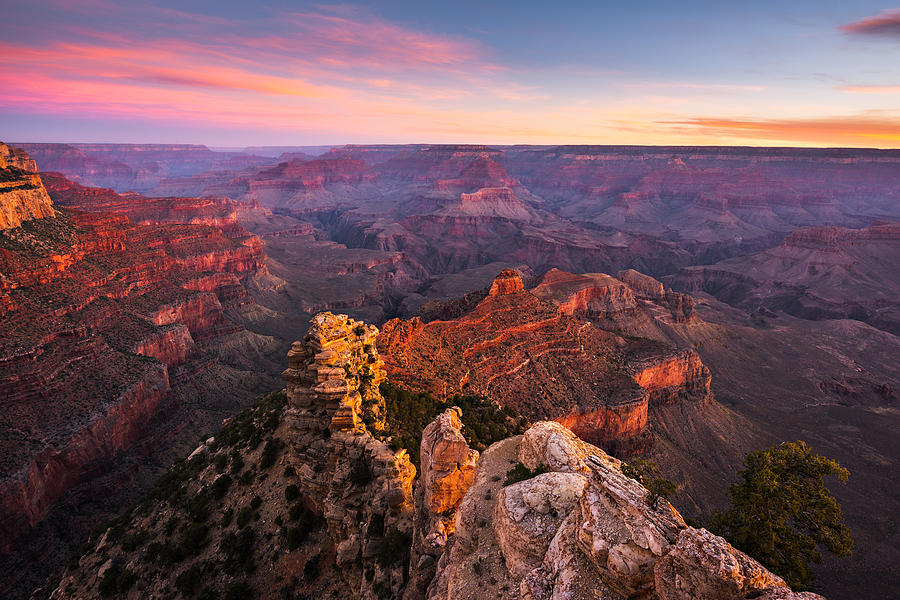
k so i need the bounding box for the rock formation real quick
[667,221,900,336]
[0,147,279,588]
[406,408,479,599]
[282,312,416,598]
[0,142,55,229]
[427,421,823,600]
[379,269,712,455]
[47,319,826,600]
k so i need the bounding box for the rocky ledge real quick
[427,421,823,600]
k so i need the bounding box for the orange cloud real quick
[660,115,900,146]
[840,84,900,94]
[840,9,900,38]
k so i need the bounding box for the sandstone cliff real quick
[0,142,55,230]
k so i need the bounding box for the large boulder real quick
[493,472,589,578]
[654,527,825,600]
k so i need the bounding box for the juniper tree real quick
[712,441,852,589]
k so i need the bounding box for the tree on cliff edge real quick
[713,441,852,590]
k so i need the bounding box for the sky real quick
[2,1,900,147]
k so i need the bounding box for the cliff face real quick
[0,143,55,230]
[282,312,416,598]
[379,270,713,455]
[0,147,279,575]
[667,221,900,335]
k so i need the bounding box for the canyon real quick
[51,314,824,600]
[2,141,898,599]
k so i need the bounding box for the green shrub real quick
[303,556,320,581]
[178,523,209,557]
[175,565,202,597]
[98,561,135,596]
[211,474,232,499]
[712,441,852,589]
[221,529,256,572]
[379,381,529,466]
[621,458,676,508]
[250,495,262,510]
[348,459,372,486]
[503,462,547,486]
[260,438,282,469]
[121,529,148,552]
[224,580,255,600]
[222,507,234,527]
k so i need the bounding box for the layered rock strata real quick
[282,312,416,598]
[379,270,712,454]
[0,142,55,230]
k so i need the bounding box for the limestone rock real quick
[493,472,589,578]
[283,312,414,598]
[654,527,824,600]
[518,420,614,474]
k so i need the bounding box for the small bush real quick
[503,462,547,486]
[175,565,202,597]
[211,474,232,499]
[250,495,262,510]
[284,484,300,501]
[621,458,676,508]
[98,561,135,596]
[222,507,234,527]
[224,580,255,600]
[221,529,256,572]
[237,506,253,528]
[283,465,296,477]
[303,556,320,581]
[377,527,411,567]
[260,438,282,469]
[348,459,372,486]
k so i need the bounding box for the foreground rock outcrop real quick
[50,315,824,600]
[427,421,823,600]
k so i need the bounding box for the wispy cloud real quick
[661,114,900,146]
[840,9,900,38]
[840,84,900,94]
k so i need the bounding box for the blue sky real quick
[2,1,899,146]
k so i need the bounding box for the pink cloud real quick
[840,9,900,38]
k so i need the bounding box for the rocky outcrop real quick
[282,312,416,598]
[380,269,715,455]
[427,420,824,600]
[488,268,526,296]
[406,408,479,599]
[632,350,712,407]
[0,142,55,229]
